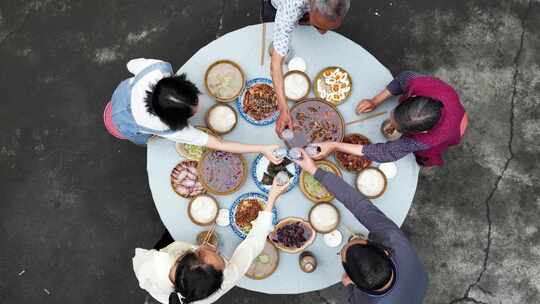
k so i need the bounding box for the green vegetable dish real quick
[184,144,206,160]
[304,165,332,199]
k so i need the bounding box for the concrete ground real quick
[1,0,539,303]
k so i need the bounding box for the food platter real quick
[283,70,311,101]
[269,217,316,254]
[198,151,247,195]
[356,167,388,199]
[204,60,245,102]
[229,192,278,239]
[205,103,238,135]
[235,78,280,126]
[251,154,300,194]
[308,202,340,234]
[171,160,206,198]
[245,240,280,280]
[313,66,352,106]
[175,126,220,161]
[299,160,342,203]
[187,194,219,226]
[286,98,345,148]
[335,133,373,172]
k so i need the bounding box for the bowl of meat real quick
[171,160,206,198]
[335,133,373,172]
[285,98,344,148]
[235,78,279,126]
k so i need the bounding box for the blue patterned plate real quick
[251,154,300,194]
[235,78,280,126]
[229,192,278,239]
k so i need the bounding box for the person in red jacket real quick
[310,71,468,167]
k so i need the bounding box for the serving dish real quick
[198,151,247,195]
[175,126,220,161]
[204,60,245,102]
[286,98,345,148]
[270,217,316,254]
[229,192,278,239]
[313,66,352,105]
[251,154,300,194]
[235,78,279,126]
[299,160,342,203]
[335,133,372,172]
[171,160,205,198]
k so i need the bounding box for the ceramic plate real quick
[229,192,278,239]
[251,154,300,194]
[235,78,279,126]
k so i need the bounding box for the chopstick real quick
[260,22,266,66]
[345,111,388,126]
[203,223,217,245]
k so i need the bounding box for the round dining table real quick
[147,23,420,295]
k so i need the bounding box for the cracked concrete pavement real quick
[1,0,539,303]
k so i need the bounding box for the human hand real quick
[275,111,292,135]
[355,99,377,114]
[309,142,336,160]
[341,273,353,287]
[262,144,283,165]
[268,175,290,200]
[292,149,317,175]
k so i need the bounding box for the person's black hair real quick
[145,73,200,131]
[169,252,224,304]
[393,96,444,134]
[342,243,394,293]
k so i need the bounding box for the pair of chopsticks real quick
[260,22,266,66]
[202,223,217,245]
[345,111,387,126]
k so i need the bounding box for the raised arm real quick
[309,137,429,163]
[356,71,425,114]
[205,135,282,164]
[293,149,399,234]
[205,178,289,303]
[271,51,292,135]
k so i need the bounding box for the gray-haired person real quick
[265,0,351,135]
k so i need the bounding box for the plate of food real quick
[176,126,220,161]
[308,202,340,234]
[171,160,206,198]
[270,217,316,254]
[314,66,352,105]
[251,154,300,194]
[356,167,388,199]
[235,78,279,126]
[198,151,247,195]
[286,98,344,148]
[284,70,311,101]
[206,104,238,135]
[188,194,219,226]
[335,134,373,171]
[205,60,245,102]
[245,240,280,280]
[299,160,342,203]
[229,192,278,239]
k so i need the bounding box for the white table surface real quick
[147,23,419,294]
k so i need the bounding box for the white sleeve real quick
[198,212,274,304]
[127,58,169,75]
[132,249,171,304]
[161,125,210,146]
